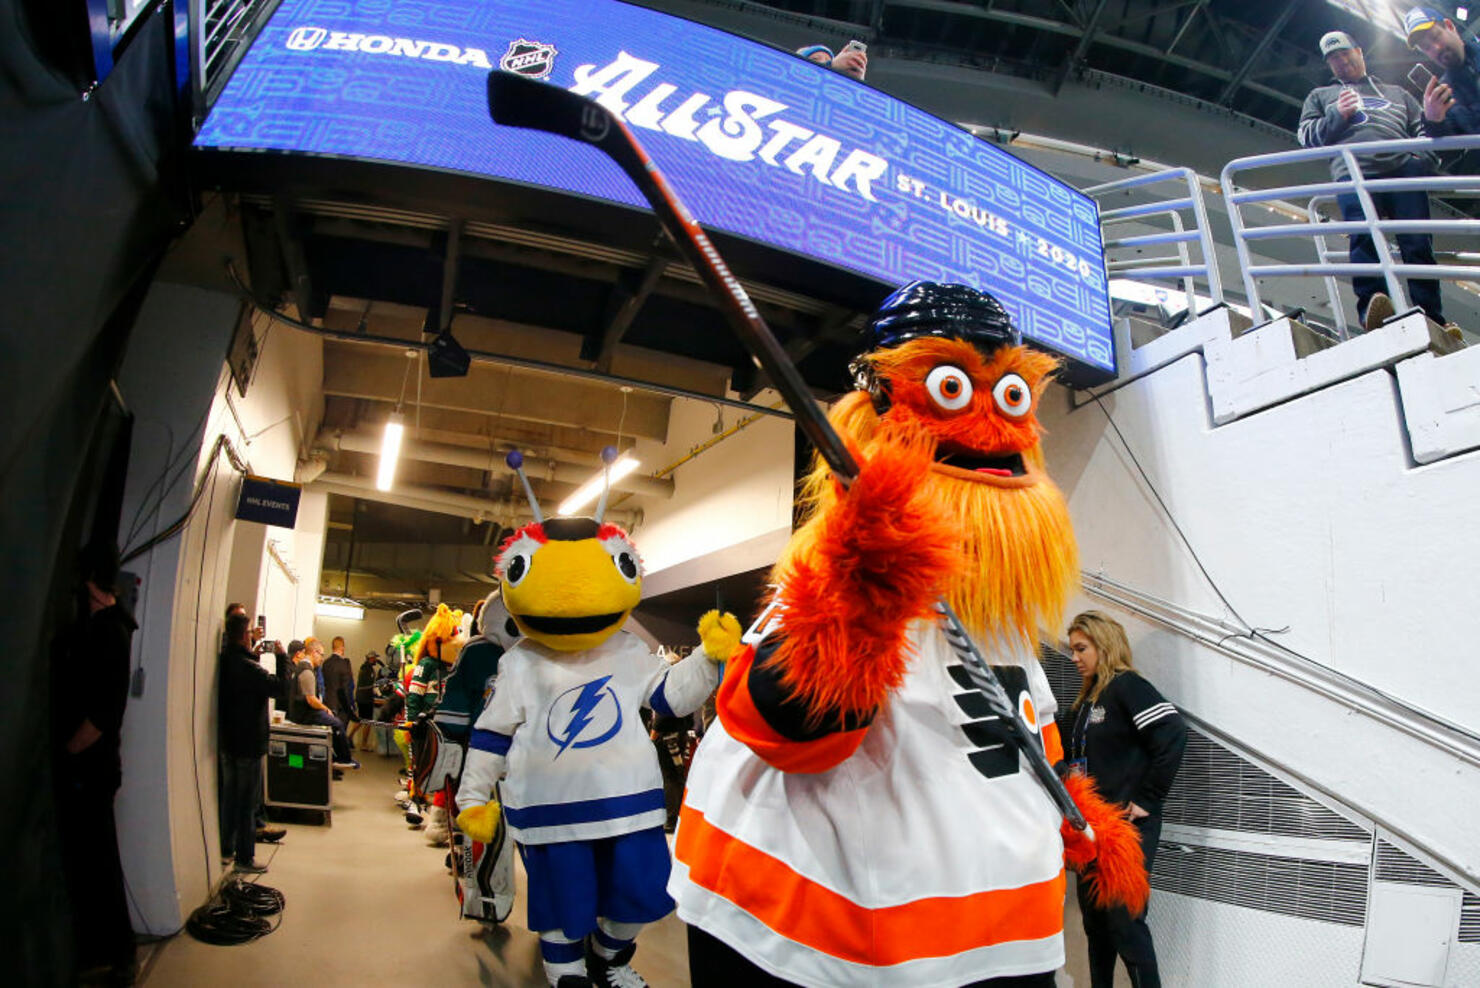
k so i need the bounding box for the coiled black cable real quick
[184,877,285,945]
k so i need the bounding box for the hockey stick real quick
[487,71,1087,832]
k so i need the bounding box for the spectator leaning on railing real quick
[1298,30,1448,333]
[1406,6,1480,136]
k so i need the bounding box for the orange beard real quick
[779,389,1078,658]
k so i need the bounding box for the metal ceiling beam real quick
[1054,0,1111,95]
[883,1,1303,109]
[320,429,676,498]
[1165,0,1206,55]
[436,218,463,334]
[1215,1,1300,106]
[320,344,673,441]
[311,471,641,527]
[592,251,668,375]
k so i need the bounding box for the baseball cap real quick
[1319,31,1359,57]
[1404,7,1444,45]
[796,44,834,64]
[288,639,307,658]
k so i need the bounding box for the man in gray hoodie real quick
[1298,30,1445,332]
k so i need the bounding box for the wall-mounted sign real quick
[196,0,1114,375]
[236,475,302,528]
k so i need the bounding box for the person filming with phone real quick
[795,39,868,81]
[1406,7,1479,137]
[1298,30,1451,334]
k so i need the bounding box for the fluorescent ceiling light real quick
[557,456,641,516]
[316,598,364,621]
[376,414,404,491]
[1458,5,1469,20]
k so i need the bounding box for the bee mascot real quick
[669,283,1149,987]
[456,452,740,988]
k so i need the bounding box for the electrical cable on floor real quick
[184,876,286,946]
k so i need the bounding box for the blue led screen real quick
[196,0,1114,373]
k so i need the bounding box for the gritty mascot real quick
[456,512,740,988]
[670,282,1149,987]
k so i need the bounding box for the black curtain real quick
[0,2,186,981]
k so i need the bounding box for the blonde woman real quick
[1066,611,1186,988]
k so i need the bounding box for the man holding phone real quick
[794,39,868,81]
[1406,7,1479,136]
[1298,30,1447,332]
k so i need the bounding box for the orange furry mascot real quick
[669,282,1147,986]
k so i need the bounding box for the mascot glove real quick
[698,610,744,662]
[455,800,501,844]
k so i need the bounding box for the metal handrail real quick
[1086,167,1224,319]
[1221,134,1480,337]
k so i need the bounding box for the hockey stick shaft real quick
[488,72,1085,831]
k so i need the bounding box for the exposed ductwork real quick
[316,429,675,499]
[309,471,641,529]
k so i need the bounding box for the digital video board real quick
[196,0,1114,374]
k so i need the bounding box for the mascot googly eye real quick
[925,364,974,411]
[992,373,1032,418]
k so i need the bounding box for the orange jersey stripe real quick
[717,644,869,774]
[1041,721,1064,764]
[676,804,1066,966]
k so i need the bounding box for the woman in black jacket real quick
[1066,611,1186,988]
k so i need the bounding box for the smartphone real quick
[1408,63,1436,92]
[843,39,867,54]
[257,614,267,634]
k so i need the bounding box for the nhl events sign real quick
[196,0,1114,374]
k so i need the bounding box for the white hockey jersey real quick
[457,630,718,845]
[670,620,1068,987]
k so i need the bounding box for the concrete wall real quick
[1037,310,1480,888]
[630,391,795,593]
[114,284,325,932]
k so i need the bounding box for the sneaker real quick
[1442,322,1466,345]
[256,825,286,843]
[587,943,647,988]
[333,759,360,770]
[1363,293,1395,332]
[333,769,345,781]
[234,861,268,875]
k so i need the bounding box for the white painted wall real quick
[114,284,325,932]
[1037,314,1480,889]
[631,391,795,584]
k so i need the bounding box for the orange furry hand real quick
[1060,773,1150,915]
[770,421,965,716]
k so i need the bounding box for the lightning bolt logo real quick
[547,676,622,759]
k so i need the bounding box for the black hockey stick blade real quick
[488,70,859,483]
[487,70,1087,831]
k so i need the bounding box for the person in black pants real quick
[51,541,138,985]
[1065,611,1187,988]
[286,640,357,771]
[218,611,278,873]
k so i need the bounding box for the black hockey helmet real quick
[851,282,1020,409]
[862,281,1020,353]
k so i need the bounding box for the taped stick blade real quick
[487,70,614,145]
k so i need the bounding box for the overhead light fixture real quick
[1458,5,1469,20]
[557,455,641,516]
[377,413,404,491]
[316,596,365,621]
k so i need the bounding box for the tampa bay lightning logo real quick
[546,675,622,759]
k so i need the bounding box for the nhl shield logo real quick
[499,39,558,80]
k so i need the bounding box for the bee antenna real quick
[505,449,544,524]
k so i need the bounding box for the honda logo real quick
[286,26,327,51]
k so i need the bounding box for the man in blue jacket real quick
[1407,7,1480,137]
